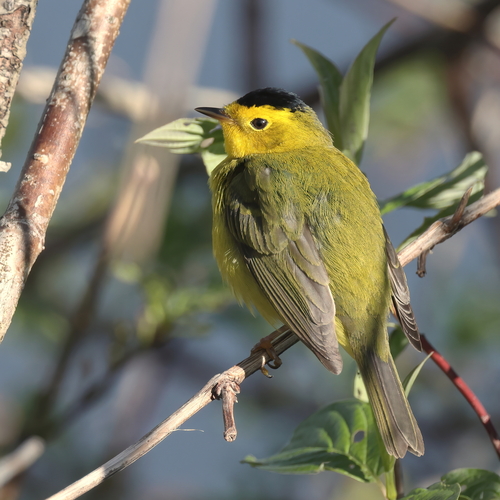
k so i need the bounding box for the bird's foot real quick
[251,327,288,376]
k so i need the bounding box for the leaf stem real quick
[385,468,397,500]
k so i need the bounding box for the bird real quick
[195,87,424,458]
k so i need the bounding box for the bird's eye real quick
[250,118,268,130]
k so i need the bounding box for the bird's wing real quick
[383,227,421,351]
[225,160,343,373]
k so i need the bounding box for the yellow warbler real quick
[196,88,424,458]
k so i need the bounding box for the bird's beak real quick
[195,107,233,123]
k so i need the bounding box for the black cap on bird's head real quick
[236,87,307,112]
[195,88,307,123]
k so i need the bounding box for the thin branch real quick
[46,186,500,500]
[0,0,131,342]
[420,335,500,459]
[416,186,472,277]
[0,437,44,487]
[398,187,500,267]
[213,377,241,442]
[45,330,299,500]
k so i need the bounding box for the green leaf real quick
[339,19,394,164]
[136,118,216,152]
[136,118,226,175]
[199,131,226,175]
[380,151,487,215]
[400,481,461,500]
[442,468,500,500]
[389,326,409,359]
[353,371,369,403]
[242,400,393,483]
[402,352,432,396]
[388,152,488,250]
[292,40,343,149]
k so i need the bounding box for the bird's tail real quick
[358,349,424,458]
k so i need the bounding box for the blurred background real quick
[0,0,500,498]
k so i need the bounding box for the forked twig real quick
[415,186,473,277]
[46,331,298,500]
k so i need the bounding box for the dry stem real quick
[46,331,298,500]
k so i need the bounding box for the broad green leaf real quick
[400,482,461,500]
[380,152,487,215]
[136,118,217,152]
[292,40,343,149]
[340,19,394,164]
[199,132,226,175]
[442,468,500,500]
[403,353,432,396]
[243,400,393,482]
[136,118,226,175]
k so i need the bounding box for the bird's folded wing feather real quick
[225,161,342,373]
[383,227,421,351]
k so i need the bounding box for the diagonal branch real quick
[0,0,131,342]
[46,331,299,500]
[0,1,38,171]
[45,187,500,500]
[398,187,500,267]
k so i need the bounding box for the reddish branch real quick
[0,0,131,342]
[421,335,500,459]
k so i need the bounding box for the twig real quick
[416,186,473,277]
[45,186,500,499]
[0,0,131,342]
[398,187,500,267]
[420,335,500,459]
[213,368,241,442]
[0,437,44,487]
[448,186,473,230]
[416,251,429,278]
[45,330,299,500]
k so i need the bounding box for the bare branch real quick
[398,187,500,267]
[45,330,299,500]
[0,1,38,155]
[45,186,500,500]
[0,0,131,342]
[0,437,44,487]
[213,375,241,442]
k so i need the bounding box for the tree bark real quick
[0,0,38,170]
[0,0,131,341]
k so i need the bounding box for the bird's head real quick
[196,88,332,158]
